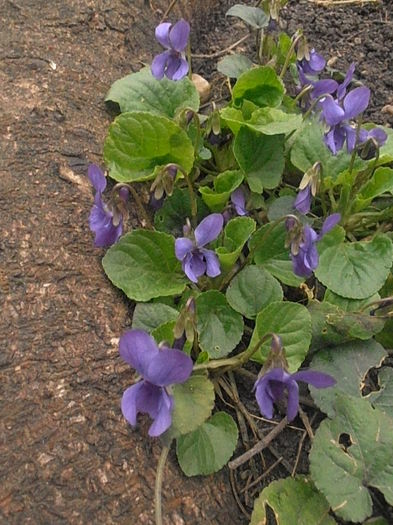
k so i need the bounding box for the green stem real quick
[294,84,313,104]
[155,443,171,525]
[347,118,362,177]
[116,183,153,230]
[187,40,192,80]
[279,32,302,79]
[193,332,275,372]
[171,164,198,225]
[192,112,201,157]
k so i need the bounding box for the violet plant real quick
[88,2,393,524]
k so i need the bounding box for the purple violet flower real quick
[175,214,223,283]
[88,164,128,248]
[255,367,336,422]
[120,330,193,437]
[294,186,312,215]
[231,188,248,216]
[151,19,190,81]
[296,49,338,108]
[358,127,388,150]
[319,64,371,154]
[287,213,341,277]
[298,48,326,76]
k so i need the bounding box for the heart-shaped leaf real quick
[168,374,215,438]
[315,234,393,299]
[249,301,312,372]
[176,412,238,476]
[105,67,199,117]
[309,339,387,417]
[102,230,186,301]
[250,476,336,525]
[310,395,393,523]
[196,290,244,358]
[226,265,283,319]
[104,111,194,182]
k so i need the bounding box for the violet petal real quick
[151,50,170,80]
[88,164,107,193]
[175,237,193,261]
[231,188,247,216]
[119,330,159,376]
[148,389,174,437]
[337,63,355,100]
[320,213,341,237]
[146,348,193,386]
[291,252,313,278]
[312,79,338,99]
[164,54,183,80]
[169,19,190,52]
[171,57,189,81]
[194,213,224,247]
[343,86,370,120]
[320,96,345,126]
[286,379,299,421]
[254,377,275,419]
[294,186,312,215]
[344,124,357,153]
[155,22,171,48]
[368,127,387,146]
[183,252,205,283]
[202,249,221,278]
[292,370,336,388]
[89,198,122,247]
[121,382,145,427]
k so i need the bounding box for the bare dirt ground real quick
[1,1,392,524]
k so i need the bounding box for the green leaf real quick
[309,340,387,417]
[290,118,366,187]
[220,107,245,136]
[226,4,269,29]
[364,518,389,525]
[168,375,215,438]
[105,67,199,118]
[176,412,238,476]
[232,66,285,108]
[132,302,179,332]
[247,107,302,135]
[250,476,336,525]
[199,170,243,212]
[310,395,393,522]
[151,320,176,346]
[267,195,295,221]
[226,265,283,319]
[103,111,194,182]
[216,216,256,271]
[195,291,244,358]
[154,188,209,237]
[249,301,312,372]
[315,234,393,299]
[217,54,254,79]
[376,318,393,347]
[353,167,393,211]
[102,230,186,301]
[221,106,301,138]
[323,289,380,312]
[367,367,393,419]
[308,300,386,351]
[234,128,285,192]
[249,222,304,287]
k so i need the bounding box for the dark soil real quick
[1,1,392,524]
